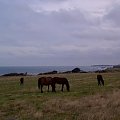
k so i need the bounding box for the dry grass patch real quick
[41,89,120,120]
[1,100,37,120]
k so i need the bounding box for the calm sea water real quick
[0,65,113,75]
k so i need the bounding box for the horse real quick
[38,77,54,93]
[52,77,70,92]
[20,77,24,85]
[97,75,104,86]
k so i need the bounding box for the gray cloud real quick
[104,3,120,26]
[0,0,120,66]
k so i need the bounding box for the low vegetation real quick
[0,72,120,120]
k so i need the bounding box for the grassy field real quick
[0,72,120,120]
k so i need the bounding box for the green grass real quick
[0,72,120,120]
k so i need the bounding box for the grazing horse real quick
[97,75,104,86]
[52,77,70,92]
[38,77,54,93]
[20,77,24,85]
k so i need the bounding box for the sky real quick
[0,0,120,66]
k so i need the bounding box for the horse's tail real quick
[65,79,70,91]
[38,78,41,89]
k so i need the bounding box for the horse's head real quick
[65,79,70,91]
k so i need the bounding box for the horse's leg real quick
[21,80,24,85]
[38,80,40,89]
[20,80,22,85]
[52,84,56,92]
[41,85,43,93]
[98,79,101,86]
[61,84,64,92]
[101,79,104,86]
[47,85,49,92]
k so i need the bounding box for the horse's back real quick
[97,75,103,80]
[38,77,52,85]
[52,77,68,84]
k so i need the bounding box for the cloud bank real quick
[0,0,120,66]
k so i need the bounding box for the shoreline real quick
[1,67,120,77]
[0,65,114,76]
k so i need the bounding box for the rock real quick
[72,68,80,73]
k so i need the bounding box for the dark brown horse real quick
[38,77,54,93]
[20,77,24,85]
[97,75,104,86]
[52,77,70,92]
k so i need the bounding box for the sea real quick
[0,65,113,75]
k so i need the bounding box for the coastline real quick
[0,65,113,76]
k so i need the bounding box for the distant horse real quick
[97,75,104,86]
[20,77,24,85]
[38,77,54,93]
[52,77,70,92]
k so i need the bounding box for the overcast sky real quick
[0,0,120,66]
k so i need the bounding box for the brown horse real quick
[38,77,54,93]
[20,77,24,85]
[97,74,104,86]
[52,77,70,92]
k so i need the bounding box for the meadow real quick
[0,72,120,120]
